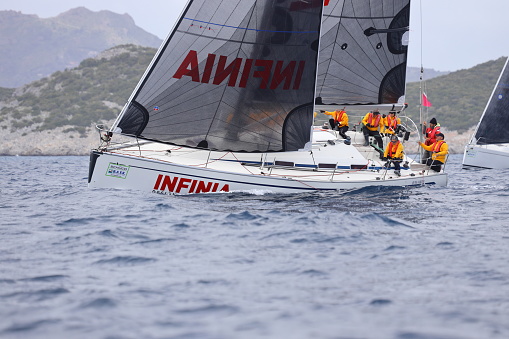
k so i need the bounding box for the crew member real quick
[422,117,441,163]
[323,109,349,139]
[361,109,383,150]
[383,135,404,176]
[383,111,401,136]
[418,132,448,172]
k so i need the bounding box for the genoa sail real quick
[473,57,509,145]
[113,0,323,152]
[316,0,410,106]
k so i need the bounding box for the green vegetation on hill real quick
[405,57,506,133]
[0,87,14,102]
[0,45,156,135]
[1,46,507,136]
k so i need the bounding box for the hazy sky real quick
[2,0,508,72]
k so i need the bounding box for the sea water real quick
[0,155,508,339]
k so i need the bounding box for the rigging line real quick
[182,18,318,34]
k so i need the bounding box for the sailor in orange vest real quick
[418,132,448,172]
[322,109,349,139]
[361,109,383,150]
[421,117,441,163]
[383,111,401,136]
[383,135,404,176]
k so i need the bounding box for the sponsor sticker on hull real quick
[153,174,229,194]
[106,163,130,179]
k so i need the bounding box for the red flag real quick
[422,92,432,107]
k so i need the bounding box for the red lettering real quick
[212,183,219,192]
[253,60,274,89]
[201,54,216,83]
[189,179,198,193]
[293,61,305,90]
[160,175,179,192]
[173,50,200,82]
[173,51,305,91]
[154,174,163,190]
[239,59,254,88]
[213,56,242,86]
[220,184,230,192]
[195,181,213,193]
[270,61,296,90]
[175,178,192,193]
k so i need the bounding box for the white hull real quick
[462,143,509,169]
[89,130,447,195]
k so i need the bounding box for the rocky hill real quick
[0,8,162,88]
[0,45,505,156]
[405,57,507,132]
[0,44,155,155]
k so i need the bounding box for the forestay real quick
[112,0,323,152]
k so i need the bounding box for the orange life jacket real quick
[367,113,381,127]
[425,126,440,145]
[334,111,344,123]
[432,140,445,153]
[387,116,398,131]
[387,141,401,158]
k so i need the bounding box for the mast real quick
[418,0,426,162]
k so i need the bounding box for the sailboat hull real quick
[88,148,447,195]
[462,144,509,169]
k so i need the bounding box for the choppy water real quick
[1,155,508,339]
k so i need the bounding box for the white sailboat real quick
[463,57,509,169]
[88,0,447,195]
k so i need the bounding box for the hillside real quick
[0,49,506,156]
[405,57,507,132]
[0,8,162,88]
[0,44,155,155]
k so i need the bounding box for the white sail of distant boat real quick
[88,0,447,195]
[463,57,509,169]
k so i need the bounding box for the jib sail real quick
[316,0,410,106]
[474,58,509,144]
[112,0,322,152]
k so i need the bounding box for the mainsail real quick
[474,58,509,145]
[316,0,410,105]
[113,0,323,152]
